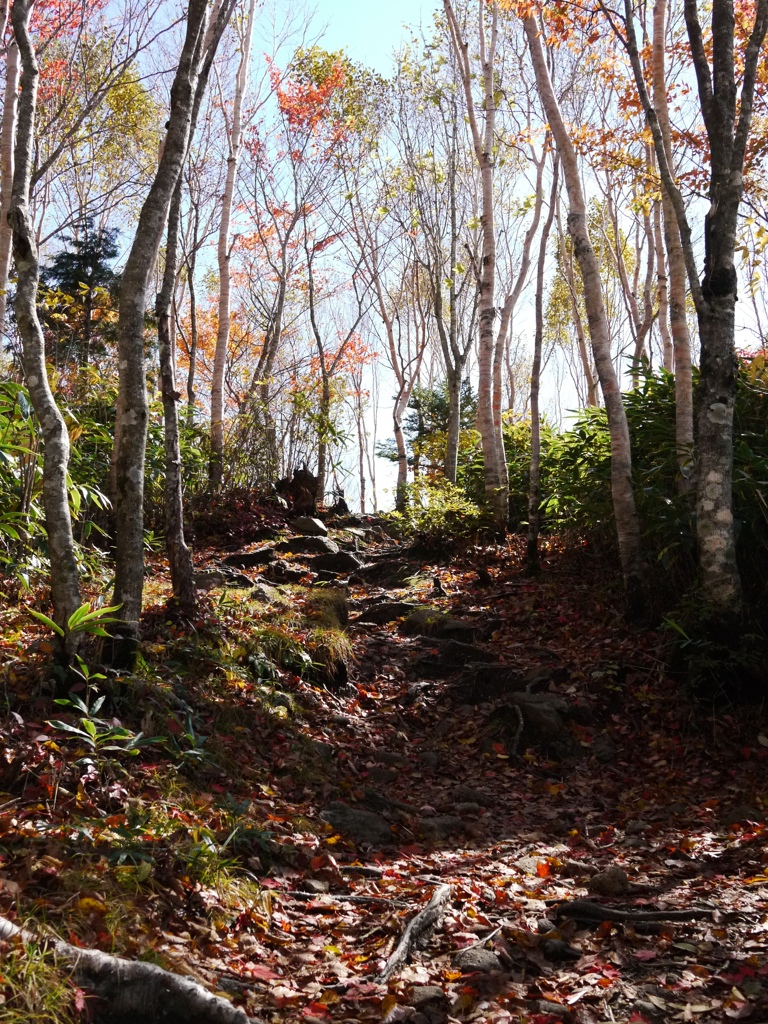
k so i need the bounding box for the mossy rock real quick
[401,607,476,642]
[305,589,349,628]
[310,627,353,689]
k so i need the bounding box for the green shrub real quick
[383,479,488,553]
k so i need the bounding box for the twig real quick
[465,924,503,948]
[282,890,408,907]
[377,884,452,983]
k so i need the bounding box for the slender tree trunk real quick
[557,205,598,406]
[316,374,331,504]
[525,15,643,607]
[111,0,233,662]
[393,398,409,511]
[527,157,559,573]
[445,0,507,528]
[0,36,19,341]
[210,0,257,490]
[157,180,196,613]
[652,0,694,483]
[9,0,80,653]
[615,0,768,614]
[653,198,673,371]
[445,369,462,486]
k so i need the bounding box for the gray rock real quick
[311,741,335,761]
[251,582,281,604]
[290,516,328,536]
[592,733,618,763]
[420,752,440,767]
[262,559,308,583]
[723,804,764,825]
[401,608,476,643]
[416,642,496,677]
[453,947,503,972]
[222,571,255,588]
[588,866,629,896]
[418,815,464,841]
[194,570,225,590]
[452,785,489,805]
[350,558,416,587]
[410,987,447,1009]
[367,766,399,785]
[371,750,404,767]
[303,878,330,894]
[311,551,364,574]
[222,547,276,568]
[454,802,482,816]
[625,819,652,834]
[354,601,418,625]
[276,535,339,555]
[321,802,393,846]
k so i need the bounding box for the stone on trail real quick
[588,865,629,897]
[415,640,496,677]
[353,601,418,625]
[311,551,363,574]
[222,547,276,568]
[320,802,393,847]
[290,516,327,536]
[452,785,490,806]
[276,536,339,555]
[453,947,504,973]
[418,815,464,841]
[401,607,476,643]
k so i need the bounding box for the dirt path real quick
[0,527,766,1023]
[225,535,768,1024]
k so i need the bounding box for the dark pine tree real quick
[41,219,120,367]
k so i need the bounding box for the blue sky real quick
[314,0,430,74]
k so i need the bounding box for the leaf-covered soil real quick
[0,525,766,1023]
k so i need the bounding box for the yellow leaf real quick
[381,994,397,1017]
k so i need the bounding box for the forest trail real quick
[1,520,766,1023]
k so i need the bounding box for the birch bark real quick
[444,0,507,528]
[111,0,235,662]
[652,0,694,480]
[0,31,19,341]
[615,0,768,614]
[9,0,80,653]
[210,0,257,490]
[524,15,643,606]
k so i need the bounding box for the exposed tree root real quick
[552,899,712,924]
[377,884,451,983]
[0,915,255,1024]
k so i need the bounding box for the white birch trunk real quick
[9,0,80,652]
[652,0,694,480]
[525,16,643,607]
[210,0,256,490]
[0,36,19,341]
[445,0,507,528]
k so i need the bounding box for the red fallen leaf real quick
[632,949,658,961]
[74,989,87,1012]
[629,1014,653,1023]
[536,860,551,878]
[249,964,280,981]
[302,1003,330,1018]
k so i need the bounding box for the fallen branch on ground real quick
[0,915,254,1024]
[377,884,451,983]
